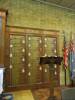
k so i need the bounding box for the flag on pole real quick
[63,32,69,86]
[63,33,68,69]
[69,33,75,79]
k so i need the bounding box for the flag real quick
[63,32,69,85]
[63,33,68,69]
[69,34,75,79]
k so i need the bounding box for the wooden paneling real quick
[5,26,59,90]
[10,35,26,86]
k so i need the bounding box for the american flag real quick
[63,47,68,69]
[63,34,68,69]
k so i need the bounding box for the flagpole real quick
[64,67,66,86]
[63,32,66,86]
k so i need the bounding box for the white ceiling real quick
[39,0,75,11]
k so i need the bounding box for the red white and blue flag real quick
[63,33,68,69]
[69,34,75,79]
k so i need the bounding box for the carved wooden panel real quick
[42,37,58,85]
[8,34,43,87]
[5,26,59,90]
[9,35,27,86]
[7,34,59,88]
[26,35,42,84]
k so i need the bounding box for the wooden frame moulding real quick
[0,9,8,66]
